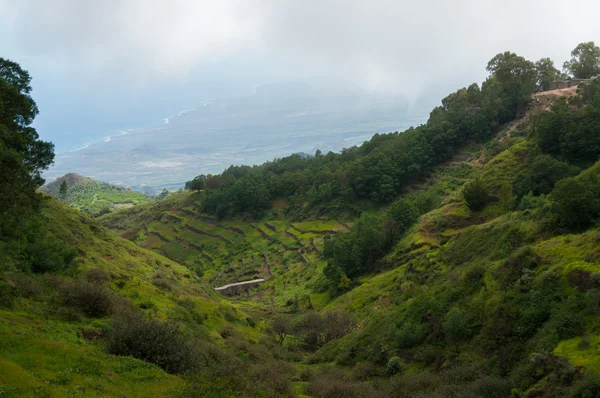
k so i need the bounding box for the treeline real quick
[188,43,599,219]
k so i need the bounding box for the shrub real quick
[308,368,385,398]
[444,307,472,345]
[387,371,440,398]
[462,178,489,211]
[496,245,540,289]
[9,272,46,298]
[293,310,352,350]
[323,310,352,341]
[551,177,600,230]
[272,315,291,344]
[396,320,427,349]
[27,238,78,274]
[517,191,547,211]
[387,356,402,375]
[106,310,196,374]
[152,272,174,290]
[85,268,110,284]
[549,300,586,340]
[0,280,16,308]
[251,359,294,397]
[569,373,600,398]
[181,345,249,397]
[388,198,419,234]
[59,280,115,317]
[352,362,380,381]
[469,376,512,397]
[512,155,579,201]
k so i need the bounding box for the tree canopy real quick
[563,41,600,79]
[0,58,54,238]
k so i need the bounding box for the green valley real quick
[3,42,600,397]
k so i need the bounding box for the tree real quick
[551,177,600,230]
[462,178,489,211]
[535,58,565,91]
[59,180,68,198]
[271,316,291,345]
[486,51,537,122]
[388,198,419,233]
[0,58,54,238]
[156,188,169,201]
[512,155,580,201]
[563,42,600,79]
[185,175,206,191]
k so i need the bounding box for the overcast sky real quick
[0,0,598,151]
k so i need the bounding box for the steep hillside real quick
[0,198,276,396]
[41,173,153,214]
[101,80,600,396]
[5,48,600,397]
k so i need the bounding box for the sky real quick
[0,0,599,152]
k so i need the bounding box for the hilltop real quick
[41,173,154,215]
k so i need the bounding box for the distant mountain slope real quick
[41,173,153,214]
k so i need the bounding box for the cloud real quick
[0,0,262,84]
[1,0,599,94]
[256,0,600,93]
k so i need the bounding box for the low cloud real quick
[1,0,598,95]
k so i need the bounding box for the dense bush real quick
[569,373,600,398]
[512,154,579,201]
[182,344,294,398]
[443,307,472,344]
[106,310,196,374]
[462,178,489,211]
[551,176,600,230]
[292,310,351,350]
[308,368,385,398]
[323,214,390,280]
[495,245,540,289]
[59,280,115,317]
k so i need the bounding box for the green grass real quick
[554,336,600,373]
[0,310,183,397]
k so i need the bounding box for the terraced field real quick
[99,192,351,307]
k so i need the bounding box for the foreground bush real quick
[106,310,196,374]
[182,345,294,398]
[308,368,385,398]
[59,280,115,317]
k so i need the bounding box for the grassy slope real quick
[41,173,152,214]
[0,198,254,396]
[316,136,600,393]
[100,107,600,395]
[99,193,352,309]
